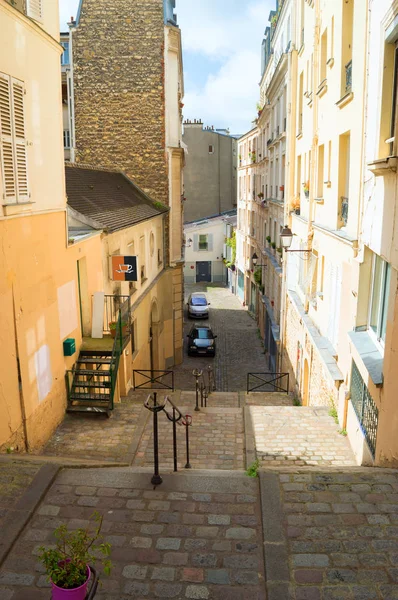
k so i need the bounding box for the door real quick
[196,261,211,283]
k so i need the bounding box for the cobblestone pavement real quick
[174,284,267,392]
[134,404,245,471]
[251,406,356,467]
[40,393,149,463]
[0,460,41,529]
[268,468,398,600]
[0,468,266,600]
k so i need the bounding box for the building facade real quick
[183,211,237,285]
[183,120,238,222]
[67,0,185,364]
[0,0,106,450]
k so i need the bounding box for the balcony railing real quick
[104,294,131,334]
[345,60,352,93]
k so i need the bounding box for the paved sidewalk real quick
[0,468,266,600]
[260,468,398,600]
[0,460,41,529]
[251,406,356,468]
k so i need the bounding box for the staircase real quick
[66,350,116,416]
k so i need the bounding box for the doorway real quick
[77,257,90,336]
[303,359,310,406]
[196,261,211,282]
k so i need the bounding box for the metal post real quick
[151,392,162,486]
[184,414,192,469]
[192,369,202,411]
[203,389,208,408]
[172,406,177,472]
[200,382,204,408]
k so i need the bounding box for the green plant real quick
[225,231,236,266]
[109,320,128,331]
[277,247,282,254]
[271,242,276,249]
[253,268,262,286]
[339,429,347,436]
[328,406,339,425]
[266,235,271,243]
[39,512,111,590]
[153,201,165,210]
[257,192,264,199]
[246,459,260,478]
[293,397,301,406]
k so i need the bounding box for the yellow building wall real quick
[0,212,103,451]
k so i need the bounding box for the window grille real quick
[350,361,378,457]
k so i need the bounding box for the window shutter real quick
[11,79,29,201]
[193,234,199,252]
[207,234,213,252]
[26,0,43,22]
[0,74,16,203]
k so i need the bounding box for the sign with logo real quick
[111,256,138,281]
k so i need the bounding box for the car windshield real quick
[192,328,213,339]
[191,297,207,306]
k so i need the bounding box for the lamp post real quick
[192,368,202,411]
[280,226,311,254]
[251,252,268,268]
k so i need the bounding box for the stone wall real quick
[72,0,169,206]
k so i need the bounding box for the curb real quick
[0,463,59,567]
[258,471,290,600]
[244,405,256,469]
[126,403,150,464]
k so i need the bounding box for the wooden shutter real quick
[11,79,29,201]
[0,74,16,203]
[26,0,43,22]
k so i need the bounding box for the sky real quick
[59,0,273,135]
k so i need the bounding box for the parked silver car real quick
[187,292,210,319]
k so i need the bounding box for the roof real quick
[65,164,168,233]
[184,209,237,228]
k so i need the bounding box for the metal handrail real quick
[247,372,289,394]
[133,370,175,390]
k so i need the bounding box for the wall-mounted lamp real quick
[252,252,267,267]
[280,226,311,254]
[185,238,193,248]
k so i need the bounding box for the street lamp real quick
[252,252,267,267]
[280,226,311,254]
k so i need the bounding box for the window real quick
[298,72,303,133]
[61,42,70,66]
[139,236,146,282]
[63,130,70,149]
[0,73,29,204]
[368,254,391,345]
[199,234,208,251]
[320,29,327,83]
[26,0,43,22]
[341,0,353,96]
[317,144,324,198]
[208,145,214,154]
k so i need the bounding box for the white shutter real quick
[207,234,213,252]
[193,234,199,252]
[11,79,29,201]
[0,74,16,203]
[26,0,43,22]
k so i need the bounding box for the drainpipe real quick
[218,132,221,215]
[12,286,29,451]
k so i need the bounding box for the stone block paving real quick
[0,468,266,600]
[174,284,267,392]
[40,393,149,463]
[276,469,398,600]
[134,405,244,471]
[179,392,240,409]
[246,392,293,406]
[251,406,356,467]
[0,460,41,529]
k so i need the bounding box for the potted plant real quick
[279,185,284,192]
[257,192,264,199]
[39,512,111,600]
[271,242,276,250]
[109,320,128,338]
[277,247,283,254]
[266,235,272,244]
[251,151,256,163]
[291,197,301,215]
[303,181,309,198]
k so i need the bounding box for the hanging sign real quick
[111,256,138,281]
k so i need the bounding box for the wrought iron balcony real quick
[340,196,349,226]
[345,60,352,93]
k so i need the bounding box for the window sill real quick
[367,156,397,176]
[296,131,303,140]
[348,330,383,387]
[336,91,354,109]
[326,57,334,68]
[298,43,305,57]
[2,201,35,216]
[314,197,324,204]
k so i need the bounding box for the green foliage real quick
[153,201,165,210]
[293,397,301,406]
[328,406,339,425]
[39,512,111,590]
[266,235,271,243]
[277,247,282,254]
[253,268,262,286]
[246,459,260,478]
[225,231,236,265]
[109,320,128,330]
[271,242,276,249]
[339,429,348,436]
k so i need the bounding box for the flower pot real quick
[51,566,91,600]
[110,325,128,338]
[304,191,309,199]
[295,208,301,215]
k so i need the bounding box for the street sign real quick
[111,255,138,281]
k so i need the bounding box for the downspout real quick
[218,133,221,215]
[12,286,29,451]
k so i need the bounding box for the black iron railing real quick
[247,372,289,393]
[133,370,174,390]
[340,196,349,226]
[350,361,378,457]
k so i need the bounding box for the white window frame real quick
[63,130,71,149]
[198,234,208,251]
[367,254,391,351]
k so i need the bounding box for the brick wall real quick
[72,0,169,206]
